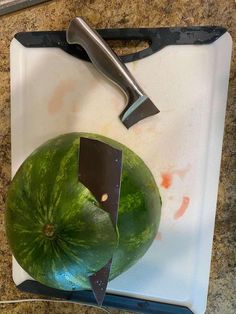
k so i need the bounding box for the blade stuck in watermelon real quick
[79,137,122,305]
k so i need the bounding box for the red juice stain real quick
[161,172,173,189]
[174,196,190,220]
[155,232,162,240]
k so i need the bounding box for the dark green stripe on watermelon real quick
[6,133,161,291]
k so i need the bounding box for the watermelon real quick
[6,133,161,290]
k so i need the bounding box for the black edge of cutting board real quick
[14,26,227,63]
[18,280,194,314]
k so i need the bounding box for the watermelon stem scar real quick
[43,223,55,238]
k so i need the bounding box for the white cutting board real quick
[10,32,232,314]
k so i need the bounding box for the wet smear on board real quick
[175,164,191,179]
[174,196,190,220]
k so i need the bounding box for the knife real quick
[78,137,122,305]
[66,17,160,129]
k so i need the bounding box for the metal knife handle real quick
[66,17,144,107]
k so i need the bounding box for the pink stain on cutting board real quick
[160,172,173,189]
[175,164,191,179]
[155,232,162,241]
[174,196,190,220]
[48,80,77,115]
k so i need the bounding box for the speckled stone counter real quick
[0,1,235,313]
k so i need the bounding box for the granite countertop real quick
[0,1,235,313]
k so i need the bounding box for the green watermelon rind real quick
[6,132,161,291]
